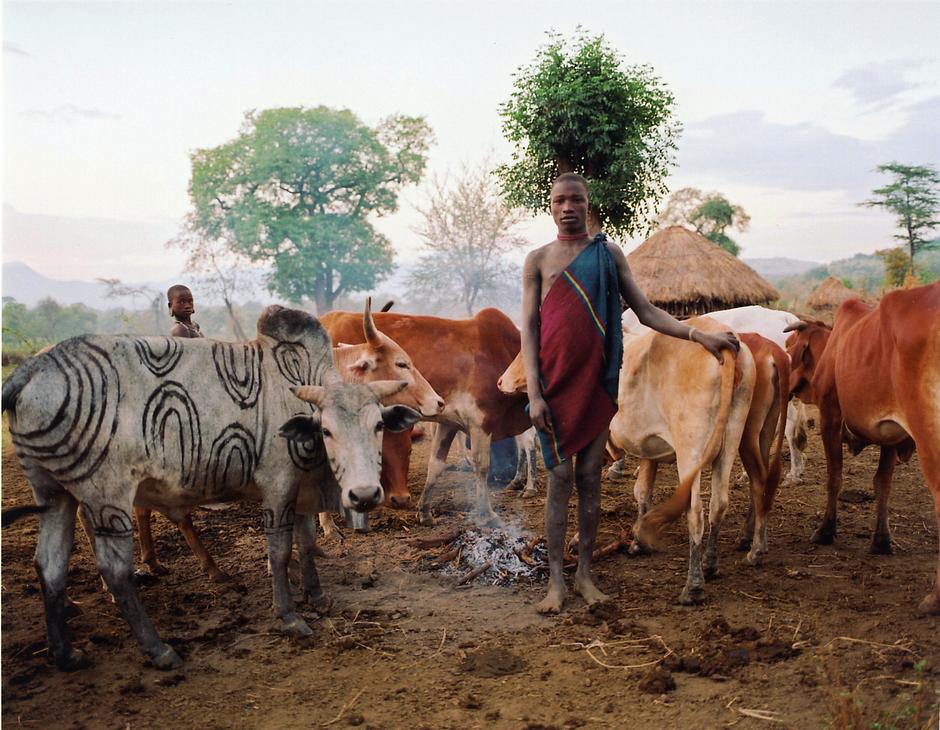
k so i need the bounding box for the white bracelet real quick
[687,327,698,342]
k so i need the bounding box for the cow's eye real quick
[396,361,409,370]
[322,428,333,439]
[375,422,385,433]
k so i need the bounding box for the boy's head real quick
[167,284,195,319]
[550,173,590,234]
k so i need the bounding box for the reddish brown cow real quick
[320,307,531,526]
[785,283,940,614]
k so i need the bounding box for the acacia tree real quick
[657,187,750,256]
[497,30,680,237]
[862,163,940,277]
[187,106,433,313]
[405,163,528,316]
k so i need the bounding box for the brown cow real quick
[320,307,531,526]
[135,299,443,579]
[785,283,940,614]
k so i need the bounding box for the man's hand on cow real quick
[695,330,740,364]
[529,396,553,433]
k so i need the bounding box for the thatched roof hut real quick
[806,276,861,312]
[626,226,779,318]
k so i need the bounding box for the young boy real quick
[167,284,203,338]
[521,173,739,614]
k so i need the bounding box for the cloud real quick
[833,60,924,108]
[22,104,121,122]
[678,96,938,196]
[3,42,30,57]
[678,110,877,194]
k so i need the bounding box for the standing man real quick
[521,173,739,613]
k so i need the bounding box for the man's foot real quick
[573,573,609,606]
[536,584,565,614]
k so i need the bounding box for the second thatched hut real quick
[626,226,779,318]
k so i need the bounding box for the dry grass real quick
[626,226,779,317]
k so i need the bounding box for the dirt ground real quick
[3,409,939,730]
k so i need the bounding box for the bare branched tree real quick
[97,278,163,333]
[167,215,254,340]
[406,161,529,316]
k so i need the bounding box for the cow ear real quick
[336,342,353,349]
[349,356,375,373]
[367,380,407,399]
[279,414,321,442]
[801,345,814,370]
[292,385,325,406]
[380,405,422,433]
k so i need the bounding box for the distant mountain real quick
[742,257,822,283]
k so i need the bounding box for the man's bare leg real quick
[572,429,611,605]
[536,458,574,614]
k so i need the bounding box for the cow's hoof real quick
[521,487,538,500]
[627,540,650,556]
[735,535,752,552]
[209,570,232,583]
[506,478,524,492]
[279,613,314,638]
[703,563,719,580]
[678,586,705,606]
[418,512,435,527]
[745,549,764,566]
[869,537,893,555]
[917,593,940,616]
[55,647,91,671]
[303,592,333,615]
[150,645,183,670]
[810,526,835,545]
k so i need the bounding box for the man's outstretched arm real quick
[608,244,739,362]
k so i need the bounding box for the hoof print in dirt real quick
[459,646,525,678]
[637,666,676,694]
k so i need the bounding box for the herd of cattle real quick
[2,282,938,672]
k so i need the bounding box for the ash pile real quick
[413,528,547,586]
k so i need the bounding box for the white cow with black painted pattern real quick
[1,305,420,670]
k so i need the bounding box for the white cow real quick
[2,306,420,670]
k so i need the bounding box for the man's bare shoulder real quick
[524,243,556,276]
[604,239,627,262]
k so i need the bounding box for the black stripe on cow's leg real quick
[90,525,181,669]
[34,491,89,670]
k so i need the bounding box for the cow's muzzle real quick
[346,484,383,512]
[387,493,412,510]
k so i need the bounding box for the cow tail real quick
[2,505,48,528]
[1,357,42,415]
[762,347,790,516]
[634,352,736,549]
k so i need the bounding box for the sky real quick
[3,0,939,284]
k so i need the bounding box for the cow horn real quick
[291,385,325,406]
[363,297,383,348]
[367,380,408,399]
[782,321,808,333]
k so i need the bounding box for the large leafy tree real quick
[187,107,433,312]
[405,162,528,316]
[862,163,940,277]
[657,187,750,256]
[497,30,680,237]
